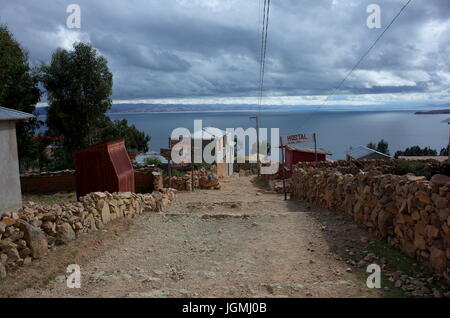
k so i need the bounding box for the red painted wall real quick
[285,149,326,176]
[21,171,154,194]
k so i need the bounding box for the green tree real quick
[367,139,390,155]
[40,42,113,153]
[376,139,389,155]
[0,25,41,167]
[98,118,150,153]
[440,147,449,156]
[144,157,163,166]
[394,146,437,158]
[366,142,377,151]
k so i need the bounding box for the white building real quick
[168,126,234,177]
[0,106,34,215]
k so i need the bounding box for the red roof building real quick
[284,145,332,176]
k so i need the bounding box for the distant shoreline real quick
[106,109,419,115]
[415,109,450,115]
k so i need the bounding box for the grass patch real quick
[363,240,426,277]
[345,239,430,298]
[393,161,434,179]
[347,239,446,298]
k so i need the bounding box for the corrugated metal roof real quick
[202,127,227,140]
[347,145,391,159]
[0,106,34,121]
[286,145,332,155]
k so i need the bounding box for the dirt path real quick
[18,175,386,298]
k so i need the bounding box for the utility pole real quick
[250,115,260,176]
[442,118,450,163]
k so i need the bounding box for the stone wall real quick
[300,159,450,178]
[290,161,450,281]
[164,168,220,191]
[0,188,177,280]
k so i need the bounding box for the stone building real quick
[0,106,34,214]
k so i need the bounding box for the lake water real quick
[108,110,450,160]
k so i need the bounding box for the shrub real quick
[144,157,163,166]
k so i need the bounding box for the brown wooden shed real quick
[73,139,135,199]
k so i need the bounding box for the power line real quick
[256,0,262,89]
[260,0,271,112]
[252,0,271,175]
[297,0,413,130]
[257,0,266,110]
[257,0,270,113]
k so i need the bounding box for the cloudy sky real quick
[0,0,449,107]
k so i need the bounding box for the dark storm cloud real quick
[0,0,448,102]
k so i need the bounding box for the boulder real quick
[83,214,97,230]
[0,263,6,281]
[406,174,427,182]
[119,192,132,199]
[377,210,393,236]
[41,221,56,234]
[95,200,112,224]
[0,253,7,264]
[0,239,17,252]
[416,191,431,204]
[430,247,447,272]
[1,217,16,227]
[431,174,450,186]
[41,213,56,222]
[432,194,448,209]
[19,247,32,258]
[199,174,219,189]
[7,248,21,262]
[93,192,107,199]
[413,235,426,250]
[56,223,76,245]
[17,220,48,259]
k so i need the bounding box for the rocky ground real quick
[4,175,448,298]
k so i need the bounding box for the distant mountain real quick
[108,103,286,113]
[36,102,450,115]
[34,103,277,116]
[415,109,450,115]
